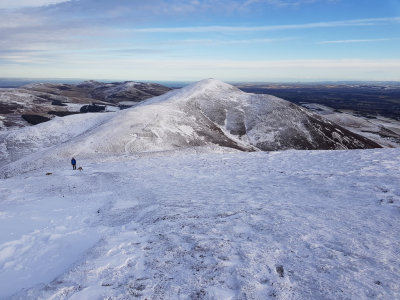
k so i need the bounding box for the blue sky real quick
[0,0,399,82]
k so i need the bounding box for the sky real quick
[0,0,399,82]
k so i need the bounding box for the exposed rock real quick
[80,104,106,113]
[21,114,51,125]
[276,265,284,278]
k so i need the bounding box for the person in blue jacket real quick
[71,157,76,170]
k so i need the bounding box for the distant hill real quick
[0,80,172,130]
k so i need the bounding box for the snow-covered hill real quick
[0,80,171,130]
[1,149,399,299]
[0,79,380,178]
[82,80,172,104]
[0,79,399,299]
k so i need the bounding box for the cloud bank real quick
[0,0,70,9]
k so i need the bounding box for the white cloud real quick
[0,0,70,9]
[318,38,398,44]
[0,12,47,29]
[169,37,295,46]
[127,17,400,33]
[243,0,319,7]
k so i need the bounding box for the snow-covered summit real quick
[139,78,238,106]
[136,78,379,151]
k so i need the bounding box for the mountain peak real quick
[139,78,239,107]
[185,78,238,93]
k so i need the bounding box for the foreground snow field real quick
[1,148,399,299]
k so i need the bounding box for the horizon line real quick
[1,77,400,85]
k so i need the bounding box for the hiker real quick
[71,157,76,170]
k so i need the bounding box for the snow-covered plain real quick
[1,148,399,299]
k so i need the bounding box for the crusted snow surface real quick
[0,148,399,299]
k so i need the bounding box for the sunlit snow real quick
[1,150,399,299]
[0,79,399,299]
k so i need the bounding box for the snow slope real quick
[0,79,380,178]
[0,149,399,299]
[0,113,111,168]
[302,103,400,148]
[323,113,400,147]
